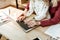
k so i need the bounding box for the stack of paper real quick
[0,10,10,25]
[45,24,60,39]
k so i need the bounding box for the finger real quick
[28,22,34,28]
[24,19,29,24]
[28,25,33,28]
[29,21,36,27]
[19,18,22,22]
[21,13,25,16]
[27,21,33,25]
[21,16,25,20]
[25,18,32,22]
[17,14,22,19]
[28,21,32,25]
[29,24,34,28]
[18,17,23,22]
[29,21,35,25]
[24,19,31,24]
[28,22,34,27]
[28,26,31,28]
[19,16,25,20]
[24,20,26,24]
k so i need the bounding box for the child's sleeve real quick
[25,2,29,10]
[35,4,49,20]
[40,7,60,27]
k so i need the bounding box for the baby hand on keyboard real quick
[17,13,26,21]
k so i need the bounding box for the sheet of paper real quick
[45,24,60,39]
[0,11,10,25]
[9,7,23,21]
[0,7,23,21]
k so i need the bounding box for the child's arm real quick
[23,2,29,15]
[25,2,29,11]
[17,2,29,21]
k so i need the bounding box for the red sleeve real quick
[49,1,60,14]
[25,2,29,10]
[49,6,58,14]
[40,7,60,27]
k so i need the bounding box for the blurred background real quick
[0,0,28,9]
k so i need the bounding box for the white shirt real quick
[26,0,49,20]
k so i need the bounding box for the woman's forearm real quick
[40,7,60,27]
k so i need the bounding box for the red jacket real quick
[25,1,60,27]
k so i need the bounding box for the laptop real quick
[16,20,39,33]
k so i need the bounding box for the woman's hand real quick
[26,20,41,28]
[51,0,58,7]
[24,18,32,24]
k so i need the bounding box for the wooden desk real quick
[0,20,50,40]
[0,6,50,40]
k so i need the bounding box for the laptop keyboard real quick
[17,21,31,30]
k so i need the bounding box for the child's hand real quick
[17,9,28,21]
[17,13,26,21]
[17,9,27,21]
[24,18,32,24]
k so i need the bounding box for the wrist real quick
[52,4,57,7]
[24,9,28,12]
[23,10,27,16]
[36,22,41,25]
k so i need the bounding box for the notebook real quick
[45,24,60,40]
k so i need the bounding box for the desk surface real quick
[0,6,50,40]
[0,20,50,40]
